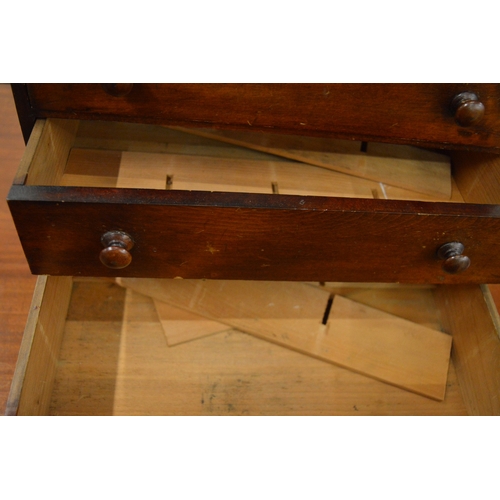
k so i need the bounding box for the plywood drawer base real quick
[7,276,500,415]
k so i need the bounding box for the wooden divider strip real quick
[168,126,452,198]
[118,279,452,400]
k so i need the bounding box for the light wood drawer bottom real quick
[7,277,500,415]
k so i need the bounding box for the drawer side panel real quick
[6,276,72,415]
[435,285,500,415]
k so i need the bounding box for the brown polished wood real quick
[8,186,500,284]
[451,92,485,127]
[16,83,500,151]
[11,83,36,144]
[101,83,134,97]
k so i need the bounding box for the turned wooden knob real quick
[100,231,134,269]
[437,242,470,274]
[101,83,134,97]
[451,92,485,127]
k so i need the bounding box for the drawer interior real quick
[15,118,500,205]
[11,118,484,203]
[14,119,500,208]
[7,275,500,415]
[1,277,461,415]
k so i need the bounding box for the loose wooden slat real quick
[155,281,441,345]
[325,295,451,400]
[154,299,230,346]
[117,278,452,399]
[149,281,440,344]
[117,278,330,339]
[435,284,500,415]
[156,281,437,343]
[169,126,452,198]
[313,283,440,329]
[74,120,289,161]
[71,121,457,202]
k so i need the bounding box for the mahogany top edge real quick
[8,185,500,218]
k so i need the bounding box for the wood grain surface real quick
[118,278,452,400]
[46,279,467,415]
[435,285,500,415]
[22,83,500,151]
[0,84,37,415]
[6,276,72,415]
[62,147,450,201]
[2,84,500,414]
[168,126,452,198]
[9,187,500,283]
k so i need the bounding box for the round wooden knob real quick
[100,231,134,269]
[101,83,134,97]
[451,92,485,126]
[437,242,470,274]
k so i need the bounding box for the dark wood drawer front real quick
[8,186,500,284]
[24,83,500,151]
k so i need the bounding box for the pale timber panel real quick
[22,119,79,186]
[7,276,72,415]
[451,150,500,204]
[154,299,231,346]
[315,283,440,328]
[49,283,467,415]
[74,120,290,161]
[12,120,45,185]
[154,282,440,347]
[326,296,451,400]
[117,279,452,400]
[60,149,121,187]
[435,284,500,415]
[61,148,450,202]
[168,126,452,198]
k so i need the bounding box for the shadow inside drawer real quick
[50,280,125,416]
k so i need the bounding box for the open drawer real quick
[6,276,500,415]
[7,118,500,283]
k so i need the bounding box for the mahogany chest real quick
[6,84,500,415]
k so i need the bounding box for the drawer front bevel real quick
[8,185,500,283]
